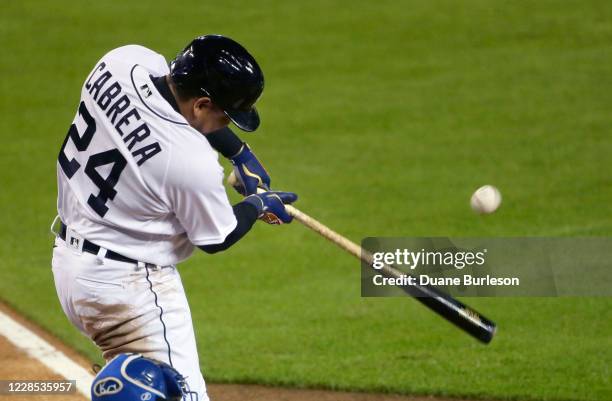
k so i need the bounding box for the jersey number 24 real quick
[58,101,127,218]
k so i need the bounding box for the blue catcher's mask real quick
[91,353,197,401]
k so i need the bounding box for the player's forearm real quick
[198,201,259,254]
[204,127,243,158]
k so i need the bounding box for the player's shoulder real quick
[103,45,162,60]
[99,44,168,76]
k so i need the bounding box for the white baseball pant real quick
[51,235,208,401]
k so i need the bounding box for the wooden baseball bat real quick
[228,173,497,344]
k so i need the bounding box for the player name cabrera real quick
[84,61,162,166]
[373,274,520,287]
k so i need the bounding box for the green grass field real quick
[1,1,611,400]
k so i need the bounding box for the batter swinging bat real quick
[227,172,497,344]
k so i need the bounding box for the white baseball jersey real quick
[57,45,237,266]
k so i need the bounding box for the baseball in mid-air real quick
[470,185,502,214]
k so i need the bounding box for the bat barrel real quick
[406,283,497,344]
[378,261,497,344]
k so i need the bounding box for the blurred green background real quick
[1,1,611,400]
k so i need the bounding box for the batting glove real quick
[230,143,271,196]
[244,191,298,224]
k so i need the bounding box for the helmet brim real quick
[224,107,260,132]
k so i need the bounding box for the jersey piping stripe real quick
[130,64,188,126]
[144,266,174,367]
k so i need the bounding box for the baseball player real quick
[51,35,297,401]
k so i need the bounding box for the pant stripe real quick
[145,266,173,367]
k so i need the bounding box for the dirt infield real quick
[0,303,479,401]
[0,336,86,401]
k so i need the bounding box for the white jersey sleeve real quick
[165,150,237,246]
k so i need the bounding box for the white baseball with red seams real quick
[470,185,502,214]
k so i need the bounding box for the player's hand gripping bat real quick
[227,172,497,344]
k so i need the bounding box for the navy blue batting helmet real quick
[170,34,264,132]
[91,353,196,401]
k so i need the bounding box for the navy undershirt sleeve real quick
[205,127,244,158]
[198,201,259,254]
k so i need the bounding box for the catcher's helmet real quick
[91,353,196,401]
[170,34,264,132]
